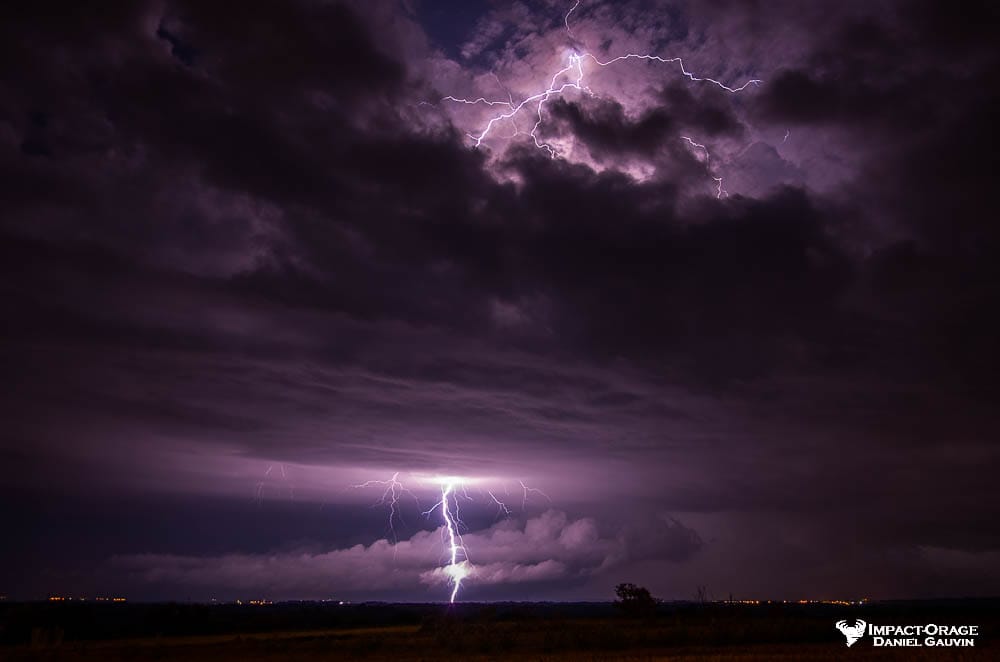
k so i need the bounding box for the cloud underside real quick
[114,510,702,598]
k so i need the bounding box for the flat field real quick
[1,601,995,661]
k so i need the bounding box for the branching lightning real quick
[438,0,761,196]
[255,463,294,503]
[351,471,419,544]
[487,489,512,517]
[353,473,547,602]
[681,136,728,199]
[351,8,756,603]
[519,479,551,511]
[421,478,471,603]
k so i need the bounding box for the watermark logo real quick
[834,620,979,648]
[835,619,867,647]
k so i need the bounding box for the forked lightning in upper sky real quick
[439,0,761,196]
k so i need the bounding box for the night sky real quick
[2,0,999,603]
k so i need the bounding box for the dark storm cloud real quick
[747,0,1000,402]
[538,87,741,171]
[545,97,677,159]
[503,166,851,378]
[1,0,998,601]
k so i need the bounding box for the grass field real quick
[2,627,988,661]
[2,601,995,660]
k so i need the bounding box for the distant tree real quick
[614,583,657,617]
[695,584,710,603]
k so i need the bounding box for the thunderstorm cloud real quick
[1,0,998,601]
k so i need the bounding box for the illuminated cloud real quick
[114,510,702,600]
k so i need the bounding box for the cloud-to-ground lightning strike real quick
[421,478,471,603]
[354,473,547,602]
[439,0,761,195]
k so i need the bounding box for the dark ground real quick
[1,599,996,660]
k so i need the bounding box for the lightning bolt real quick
[351,471,418,544]
[353,473,546,602]
[681,135,728,199]
[438,0,761,195]
[565,0,582,37]
[487,489,512,517]
[422,478,471,603]
[255,463,294,503]
[519,479,552,511]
